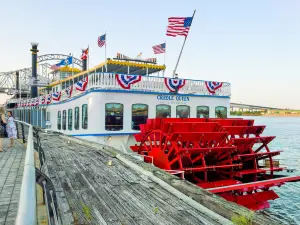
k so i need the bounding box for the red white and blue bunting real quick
[41,96,46,105]
[65,85,73,98]
[46,94,52,104]
[205,81,223,94]
[164,78,186,92]
[52,91,61,101]
[35,97,39,106]
[75,77,88,92]
[116,74,142,89]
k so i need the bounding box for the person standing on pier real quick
[0,111,6,152]
[2,111,17,148]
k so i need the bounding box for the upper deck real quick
[6,57,231,106]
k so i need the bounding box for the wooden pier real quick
[40,132,228,225]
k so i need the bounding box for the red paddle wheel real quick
[130,118,300,210]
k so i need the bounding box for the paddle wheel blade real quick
[130,118,300,210]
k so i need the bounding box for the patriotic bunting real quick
[35,97,39,106]
[46,94,52,104]
[116,74,141,89]
[205,81,223,94]
[75,77,88,92]
[41,96,46,105]
[65,85,73,98]
[52,91,61,101]
[164,78,186,92]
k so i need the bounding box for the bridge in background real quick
[230,102,284,111]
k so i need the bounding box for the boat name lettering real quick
[156,95,189,101]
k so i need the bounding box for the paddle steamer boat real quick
[7,53,300,212]
[5,57,230,152]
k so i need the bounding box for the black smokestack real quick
[30,42,39,98]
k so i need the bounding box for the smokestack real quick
[30,42,39,98]
[82,49,87,71]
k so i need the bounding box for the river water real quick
[236,116,300,224]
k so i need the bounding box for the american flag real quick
[50,64,60,70]
[166,17,193,37]
[98,34,106,47]
[152,43,166,54]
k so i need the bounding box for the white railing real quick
[15,121,37,225]
[7,73,231,106]
[88,73,231,96]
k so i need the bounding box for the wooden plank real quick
[38,132,229,225]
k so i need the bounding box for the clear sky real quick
[0,0,299,108]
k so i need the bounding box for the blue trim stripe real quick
[36,88,230,107]
[71,132,139,137]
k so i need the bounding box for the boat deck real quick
[0,140,25,225]
[40,132,226,225]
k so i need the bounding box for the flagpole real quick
[87,45,90,76]
[71,53,74,85]
[163,40,166,77]
[172,10,196,78]
[105,31,107,72]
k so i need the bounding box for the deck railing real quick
[88,73,231,96]
[7,73,231,106]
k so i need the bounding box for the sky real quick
[0,0,299,108]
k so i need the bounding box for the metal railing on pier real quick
[14,120,60,225]
[15,121,37,225]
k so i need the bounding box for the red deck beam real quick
[207,176,300,193]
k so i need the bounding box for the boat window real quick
[197,106,209,118]
[176,105,190,118]
[57,111,61,130]
[105,103,123,131]
[82,104,88,129]
[62,110,67,130]
[28,109,31,124]
[74,107,80,130]
[68,109,73,131]
[132,104,148,130]
[42,108,47,128]
[215,106,227,118]
[46,112,50,121]
[156,104,171,118]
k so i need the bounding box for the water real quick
[238,116,300,224]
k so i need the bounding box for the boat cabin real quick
[5,57,231,150]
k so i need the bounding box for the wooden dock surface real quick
[0,140,25,225]
[40,132,227,225]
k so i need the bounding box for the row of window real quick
[57,103,227,131]
[57,104,88,130]
[12,108,48,127]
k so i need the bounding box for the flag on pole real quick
[166,17,193,37]
[152,43,166,54]
[81,47,89,60]
[136,52,142,59]
[50,56,73,70]
[98,34,106,47]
